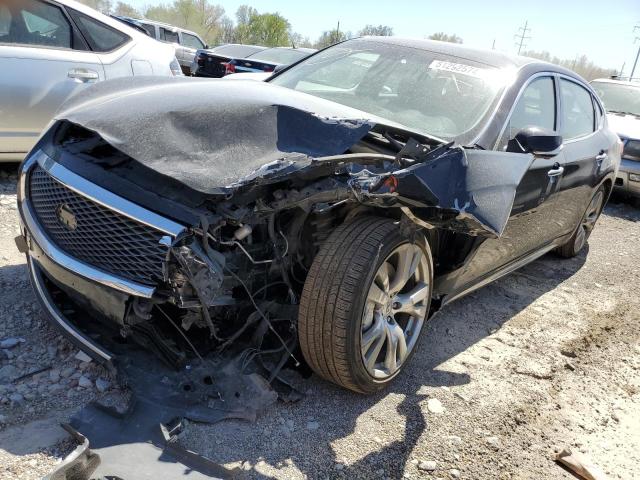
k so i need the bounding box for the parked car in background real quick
[0,0,180,163]
[591,78,640,198]
[224,46,316,75]
[17,38,621,395]
[191,43,267,77]
[126,18,207,75]
[110,15,151,37]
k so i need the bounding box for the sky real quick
[126,0,640,73]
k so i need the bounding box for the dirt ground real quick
[0,161,638,480]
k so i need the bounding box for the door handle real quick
[547,166,564,177]
[595,152,607,163]
[68,68,99,82]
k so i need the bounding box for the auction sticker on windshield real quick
[428,60,487,78]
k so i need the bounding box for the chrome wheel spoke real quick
[367,282,388,306]
[383,323,407,374]
[362,312,385,352]
[388,245,420,294]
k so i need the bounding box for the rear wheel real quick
[556,186,606,258]
[298,216,433,393]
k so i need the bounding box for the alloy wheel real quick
[360,243,430,379]
[573,190,604,253]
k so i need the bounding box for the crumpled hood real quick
[55,76,386,192]
[606,113,640,140]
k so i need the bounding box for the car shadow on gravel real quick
[605,195,640,222]
[0,250,588,478]
[174,249,589,479]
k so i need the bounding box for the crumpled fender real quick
[353,147,534,238]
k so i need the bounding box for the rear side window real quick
[160,27,178,43]
[0,0,71,49]
[181,32,204,49]
[0,6,12,37]
[507,76,556,140]
[560,79,595,140]
[69,10,128,52]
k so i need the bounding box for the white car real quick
[0,0,181,162]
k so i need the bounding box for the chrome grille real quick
[28,166,169,286]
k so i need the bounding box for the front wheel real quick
[556,186,606,258]
[298,217,433,394]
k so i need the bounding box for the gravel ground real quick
[0,161,638,480]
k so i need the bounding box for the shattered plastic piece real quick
[74,350,92,363]
[43,425,99,480]
[555,447,608,480]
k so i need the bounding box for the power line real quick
[514,20,531,55]
[631,23,640,80]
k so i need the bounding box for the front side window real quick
[69,10,128,52]
[270,39,507,142]
[0,0,71,48]
[560,79,595,140]
[160,27,178,44]
[506,76,556,141]
[181,32,204,49]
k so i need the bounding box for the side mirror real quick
[507,126,563,156]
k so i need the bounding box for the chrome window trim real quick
[556,74,602,144]
[493,71,558,150]
[32,150,185,237]
[494,71,605,150]
[28,256,114,362]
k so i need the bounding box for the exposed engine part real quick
[233,224,252,241]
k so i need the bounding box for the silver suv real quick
[0,0,180,162]
[133,18,207,75]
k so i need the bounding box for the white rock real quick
[0,337,25,349]
[427,398,445,414]
[449,469,461,478]
[49,369,61,383]
[306,421,320,431]
[95,378,110,393]
[418,460,437,471]
[0,365,18,382]
[78,375,93,389]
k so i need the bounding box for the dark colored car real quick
[191,43,267,77]
[591,78,640,198]
[17,37,621,394]
[224,47,316,75]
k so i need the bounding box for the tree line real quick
[79,0,613,80]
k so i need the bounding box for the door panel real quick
[0,45,103,155]
[447,151,564,293]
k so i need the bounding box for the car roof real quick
[591,78,640,86]
[128,17,200,37]
[258,46,316,53]
[356,36,571,71]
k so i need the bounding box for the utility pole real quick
[492,38,496,50]
[514,20,531,55]
[631,24,640,81]
[334,21,340,44]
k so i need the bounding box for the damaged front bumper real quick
[17,151,187,363]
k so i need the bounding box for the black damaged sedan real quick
[16,37,621,394]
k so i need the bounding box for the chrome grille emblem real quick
[56,203,77,231]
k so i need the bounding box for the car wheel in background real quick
[298,216,433,393]
[556,185,607,258]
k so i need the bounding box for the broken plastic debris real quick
[555,447,608,480]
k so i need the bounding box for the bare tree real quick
[523,50,615,80]
[428,32,463,44]
[358,24,393,36]
[75,0,113,13]
[113,2,139,18]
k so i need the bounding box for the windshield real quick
[248,48,312,65]
[269,39,507,142]
[592,81,640,117]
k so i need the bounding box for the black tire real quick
[556,185,606,258]
[298,216,433,394]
